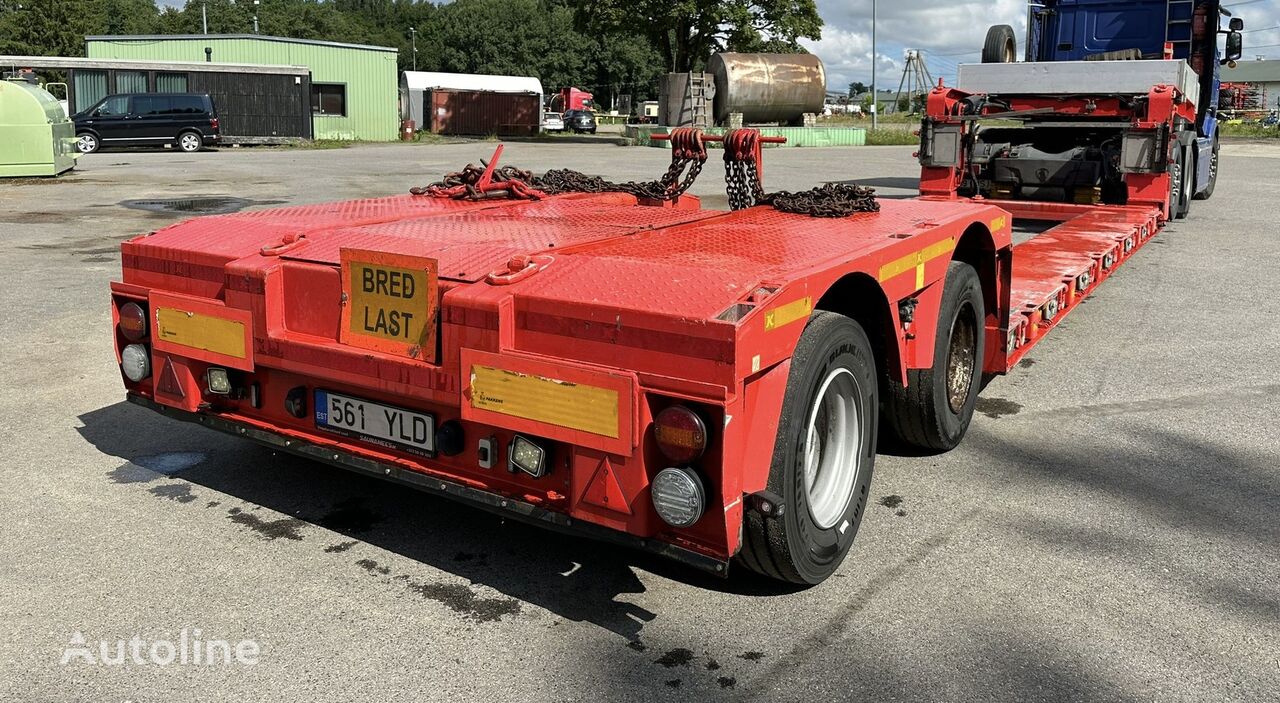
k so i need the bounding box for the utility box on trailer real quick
[0,79,79,177]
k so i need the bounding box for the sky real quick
[802,0,1280,92]
[153,0,1280,91]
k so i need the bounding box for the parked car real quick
[74,93,220,154]
[542,111,565,132]
[562,109,597,134]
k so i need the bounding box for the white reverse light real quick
[509,435,547,477]
[121,344,151,382]
[651,467,706,528]
[206,367,232,395]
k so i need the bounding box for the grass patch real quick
[1221,123,1280,139]
[268,139,352,150]
[864,129,920,146]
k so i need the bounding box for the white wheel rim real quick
[803,367,863,529]
[79,135,95,152]
[181,135,199,150]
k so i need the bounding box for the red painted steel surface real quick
[112,105,1178,569]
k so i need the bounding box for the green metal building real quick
[85,35,399,141]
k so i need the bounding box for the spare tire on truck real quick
[982,25,1017,63]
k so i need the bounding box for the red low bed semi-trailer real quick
[109,71,1189,584]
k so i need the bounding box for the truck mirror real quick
[1229,17,1244,32]
[1224,31,1243,63]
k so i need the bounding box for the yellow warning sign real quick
[470,365,619,438]
[340,249,437,358]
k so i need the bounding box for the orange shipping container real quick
[428,90,540,137]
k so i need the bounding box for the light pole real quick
[201,0,208,35]
[409,27,417,71]
[252,0,259,34]
[871,0,878,129]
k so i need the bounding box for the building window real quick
[73,70,108,113]
[156,73,189,93]
[116,70,148,94]
[311,83,346,116]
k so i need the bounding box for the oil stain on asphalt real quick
[226,507,306,541]
[354,557,521,623]
[976,397,1023,419]
[117,197,283,216]
[317,499,384,534]
[149,483,197,504]
[655,648,695,668]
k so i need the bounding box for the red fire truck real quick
[109,6,1245,585]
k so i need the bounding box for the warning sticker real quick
[339,249,438,359]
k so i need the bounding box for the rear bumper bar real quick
[128,394,728,577]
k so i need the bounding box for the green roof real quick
[85,34,396,54]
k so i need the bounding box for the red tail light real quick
[118,301,148,341]
[654,405,708,463]
[210,117,219,130]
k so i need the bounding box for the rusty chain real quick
[722,128,880,217]
[409,162,538,198]
[411,127,878,217]
[758,183,881,218]
[411,128,707,203]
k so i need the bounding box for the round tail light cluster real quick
[119,302,147,341]
[652,405,710,528]
[653,405,707,463]
[651,467,706,528]
[120,344,151,382]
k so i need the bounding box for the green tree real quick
[847,81,867,98]
[570,0,822,73]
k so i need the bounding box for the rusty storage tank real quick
[706,53,826,126]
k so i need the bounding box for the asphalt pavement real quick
[1,139,1276,702]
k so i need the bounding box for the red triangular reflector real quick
[581,456,631,515]
[157,356,184,399]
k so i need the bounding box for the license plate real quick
[314,390,435,456]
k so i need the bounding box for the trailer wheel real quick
[1192,137,1218,201]
[739,311,877,585]
[885,262,986,452]
[982,25,1017,64]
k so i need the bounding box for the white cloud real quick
[801,0,1280,92]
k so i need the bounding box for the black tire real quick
[1192,136,1218,200]
[885,262,986,452]
[1168,138,1191,220]
[76,132,100,154]
[982,25,1017,64]
[738,311,878,585]
[1176,143,1192,219]
[177,130,203,153]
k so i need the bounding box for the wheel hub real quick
[945,302,977,414]
[803,368,863,530]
